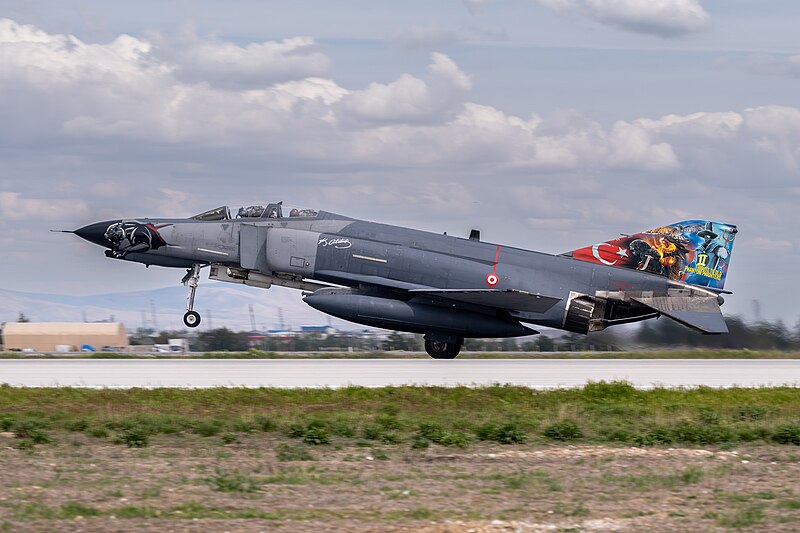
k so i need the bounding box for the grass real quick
[204,467,262,493]
[543,421,583,441]
[10,499,482,524]
[778,499,800,510]
[602,466,705,490]
[0,381,799,449]
[485,470,562,491]
[715,504,767,528]
[276,442,315,461]
[475,422,527,444]
[8,500,456,522]
[114,427,150,448]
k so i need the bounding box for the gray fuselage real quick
[96,210,669,333]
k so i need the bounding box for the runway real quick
[1,359,798,389]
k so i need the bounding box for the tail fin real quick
[565,220,738,290]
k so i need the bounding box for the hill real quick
[0,285,341,331]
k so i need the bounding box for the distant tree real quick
[382,332,422,351]
[16,312,30,323]
[321,333,380,351]
[195,328,251,352]
[559,333,585,351]
[128,327,155,346]
[464,338,507,351]
[151,330,188,345]
[584,329,622,351]
[633,314,800,351]
[794,318,800,348]
[464,338,488,351]
[500,338,518,351]
[536,335,555,352]
[291,332,322,351]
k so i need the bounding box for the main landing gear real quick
[182,264,203,328]
[424,334,463,359]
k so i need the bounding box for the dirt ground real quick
[1,432,798,532]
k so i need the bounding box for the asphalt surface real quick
[1,359,799,388]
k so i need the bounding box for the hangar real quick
[2,322,128,352]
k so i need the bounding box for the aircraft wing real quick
[631,296,728,334]
[315,270,432,291]
[315,270,561,314]
[409,288,562,314]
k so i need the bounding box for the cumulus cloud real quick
[634,106,800,173]
[4,16,800,225]
[156,31,330,88]
[635,111,744,140]
[344,104,678,171]
[2,17,800,184]
[585,0,710,36]
[4,17,800,180]
[535,0,710,37]
[742,105,800,171]
[339,53,472,124]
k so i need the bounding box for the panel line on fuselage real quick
[352,254,388,264]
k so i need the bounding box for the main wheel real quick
[183,310,201,328]
[424,339,461,359]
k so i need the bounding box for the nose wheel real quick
[183,310,201,328]
[182,264,203,328]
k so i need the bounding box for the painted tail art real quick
[566,220,738,290]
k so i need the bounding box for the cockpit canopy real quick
[190,202,319,221]
[190,206,230,221]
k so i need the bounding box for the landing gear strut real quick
[424,334,463,359]
[182,264,203,328]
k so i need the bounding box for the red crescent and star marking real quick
[591,242,629,266]
[486,245,501,287]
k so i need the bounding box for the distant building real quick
[153,338,189,354]
[2,322,128,352]
[300,325,336,335]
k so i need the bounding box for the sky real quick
[0,0,798,325]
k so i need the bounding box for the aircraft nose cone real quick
[74,220,119,248]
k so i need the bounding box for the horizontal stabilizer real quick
[409,288,562,313]
[632,296,728,334]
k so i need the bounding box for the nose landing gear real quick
[183,310,201,328]
[182,264,203,328]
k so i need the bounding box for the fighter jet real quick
[66,202,738,358]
